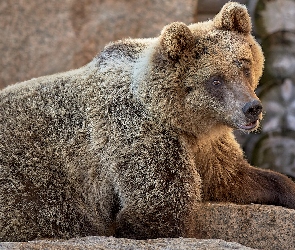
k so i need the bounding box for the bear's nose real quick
[242,100,263,120]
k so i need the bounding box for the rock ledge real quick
[0,237,254,250]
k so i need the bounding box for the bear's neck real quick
[181,127,248,201]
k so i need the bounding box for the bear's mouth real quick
[238,120,258,131]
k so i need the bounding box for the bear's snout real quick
[242,100,263,120]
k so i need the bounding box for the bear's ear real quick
[160,22,194,60]
[213,2,251,34]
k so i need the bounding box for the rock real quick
[194,203,295,250]
[1,203,295,249]
[0,237,254,250]
[0,0,197,89]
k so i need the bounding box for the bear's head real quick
[133,2,264,137]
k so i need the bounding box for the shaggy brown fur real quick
[1,2,295,241]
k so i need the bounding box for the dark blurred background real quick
[1,0,295,179]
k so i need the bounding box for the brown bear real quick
[1,1,295,242]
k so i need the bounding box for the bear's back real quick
[0,37,153,196]
[0,37,150,148]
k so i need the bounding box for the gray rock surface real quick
[0,237,254,250]
[1,203,295,249]
[194,203,295,249]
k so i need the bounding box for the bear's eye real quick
[207,76,225,88]
[212,79,222,86]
